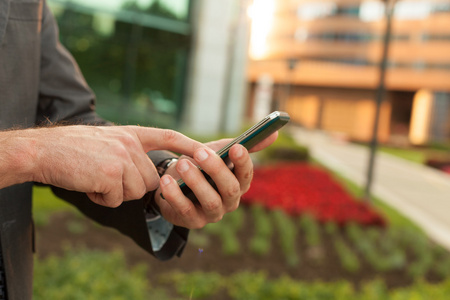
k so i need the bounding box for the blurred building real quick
[247,0,450,145]
[48,0,250,134]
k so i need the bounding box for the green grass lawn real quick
[378,146,427,164]
[375,145,450,166]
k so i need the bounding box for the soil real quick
[35,208,442,293]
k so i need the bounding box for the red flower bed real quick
[242,163,385,226]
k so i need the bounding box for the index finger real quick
[132,127,205,157]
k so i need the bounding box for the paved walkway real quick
[289,127,450,251]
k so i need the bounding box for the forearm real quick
[0,129,37,189]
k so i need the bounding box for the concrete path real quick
[289,127,450,250]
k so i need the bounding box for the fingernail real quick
[196,148,209,162]
[178,159,189,173]
[161,175,171,187]
[235,145,244,158]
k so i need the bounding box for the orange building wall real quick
[248,0,450,143]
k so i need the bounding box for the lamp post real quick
[364,0,395,202]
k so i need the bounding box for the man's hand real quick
[0,126,204,208]
[154,132,278,229]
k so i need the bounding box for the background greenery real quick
[31,134,450,299]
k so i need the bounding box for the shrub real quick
[227,271,268,300]
[159,271,223,299]
[390,278,450,299]
[407,233,434,278]
[33,248,152,300]
[433,247,450,278]
[256,132,310,163]
[360,279,389,300]
[160,270,450,300]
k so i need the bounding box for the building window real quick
[49,0,192,128]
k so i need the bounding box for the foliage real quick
[433,247,450,278]
[345,223,406,273]
[256,131,310,163]
[33,248,157,300]
[161,270,450,300]
[203,206,244,255]
[32,241,450,300]
[159,271,224,299]
[32,186,78,226]
[249,205,273,256]
[299,213,321,247]
[227,271,268,300]
[324,221,338,235]
[334,238,360,273]
[407,233,434,278]
[272,209,300,267]
[389,279,450,300]
[32,129,450,297]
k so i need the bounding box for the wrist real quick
[0,129,39,187]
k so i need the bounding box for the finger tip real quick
[230,143,247,159]
[160,174,173,187]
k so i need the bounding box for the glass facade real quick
[48,0,192,128]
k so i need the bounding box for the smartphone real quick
[178,111,290,205]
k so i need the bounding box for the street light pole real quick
[364,0,395,202]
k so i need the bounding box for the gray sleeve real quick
[36,1,105,125]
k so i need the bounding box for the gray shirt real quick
[0,1,188,298]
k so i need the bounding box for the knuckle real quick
[132,186,147,200]
[244,169,254,181]
[119,134,138,148]
[178,204,195,218]
[102,162,123,179]
[224,181,241,199]
[162,129,179,143]
[203,199,221,212]
[111,143,129,159]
